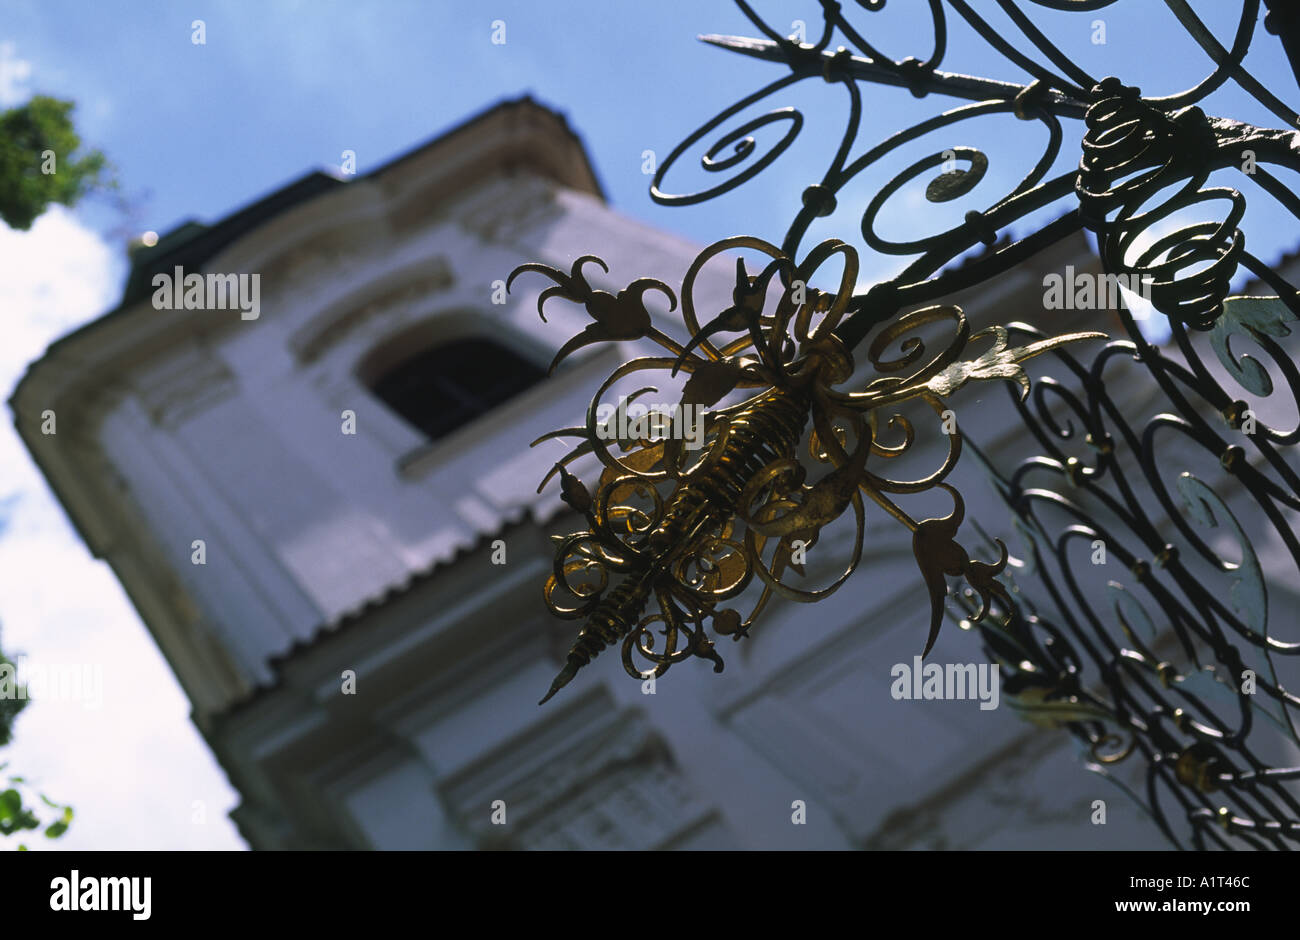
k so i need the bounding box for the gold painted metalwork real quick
[509,236,1103,704]
[1175,744,1224,793]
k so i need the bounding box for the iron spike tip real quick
[698,34,783,61]
[538,656,581,705]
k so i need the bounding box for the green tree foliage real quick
[0,94,99,846]
[0,639,74,848]
[0,94,107,230]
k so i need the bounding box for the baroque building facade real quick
[15,96,1235,849]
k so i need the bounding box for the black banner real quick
[4,849,1281,926]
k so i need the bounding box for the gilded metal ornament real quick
[510,239,1102,703]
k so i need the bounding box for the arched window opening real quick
[368,337,544,442]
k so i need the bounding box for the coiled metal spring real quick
[539,385,811,703]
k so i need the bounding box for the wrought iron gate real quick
[519,0,1300,849]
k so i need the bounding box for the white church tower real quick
[12,97,1178,849]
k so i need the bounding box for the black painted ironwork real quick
[645,0,1300,849]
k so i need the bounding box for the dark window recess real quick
[370,338,544,442]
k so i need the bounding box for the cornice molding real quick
[288,257,455,365]
[132,338,239,429]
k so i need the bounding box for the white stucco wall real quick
[61,141,1291,850]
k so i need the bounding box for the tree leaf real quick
[0,789,20,820]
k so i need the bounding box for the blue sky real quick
[13,0,1300,271]
[1,1,1298,849]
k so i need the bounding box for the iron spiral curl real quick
[1077,77,1244,330]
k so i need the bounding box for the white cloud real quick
[0,208,246,849]
[0,42,32,106]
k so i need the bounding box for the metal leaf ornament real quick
[510,236,1104,704]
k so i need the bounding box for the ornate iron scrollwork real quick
[515,0,1300,848]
